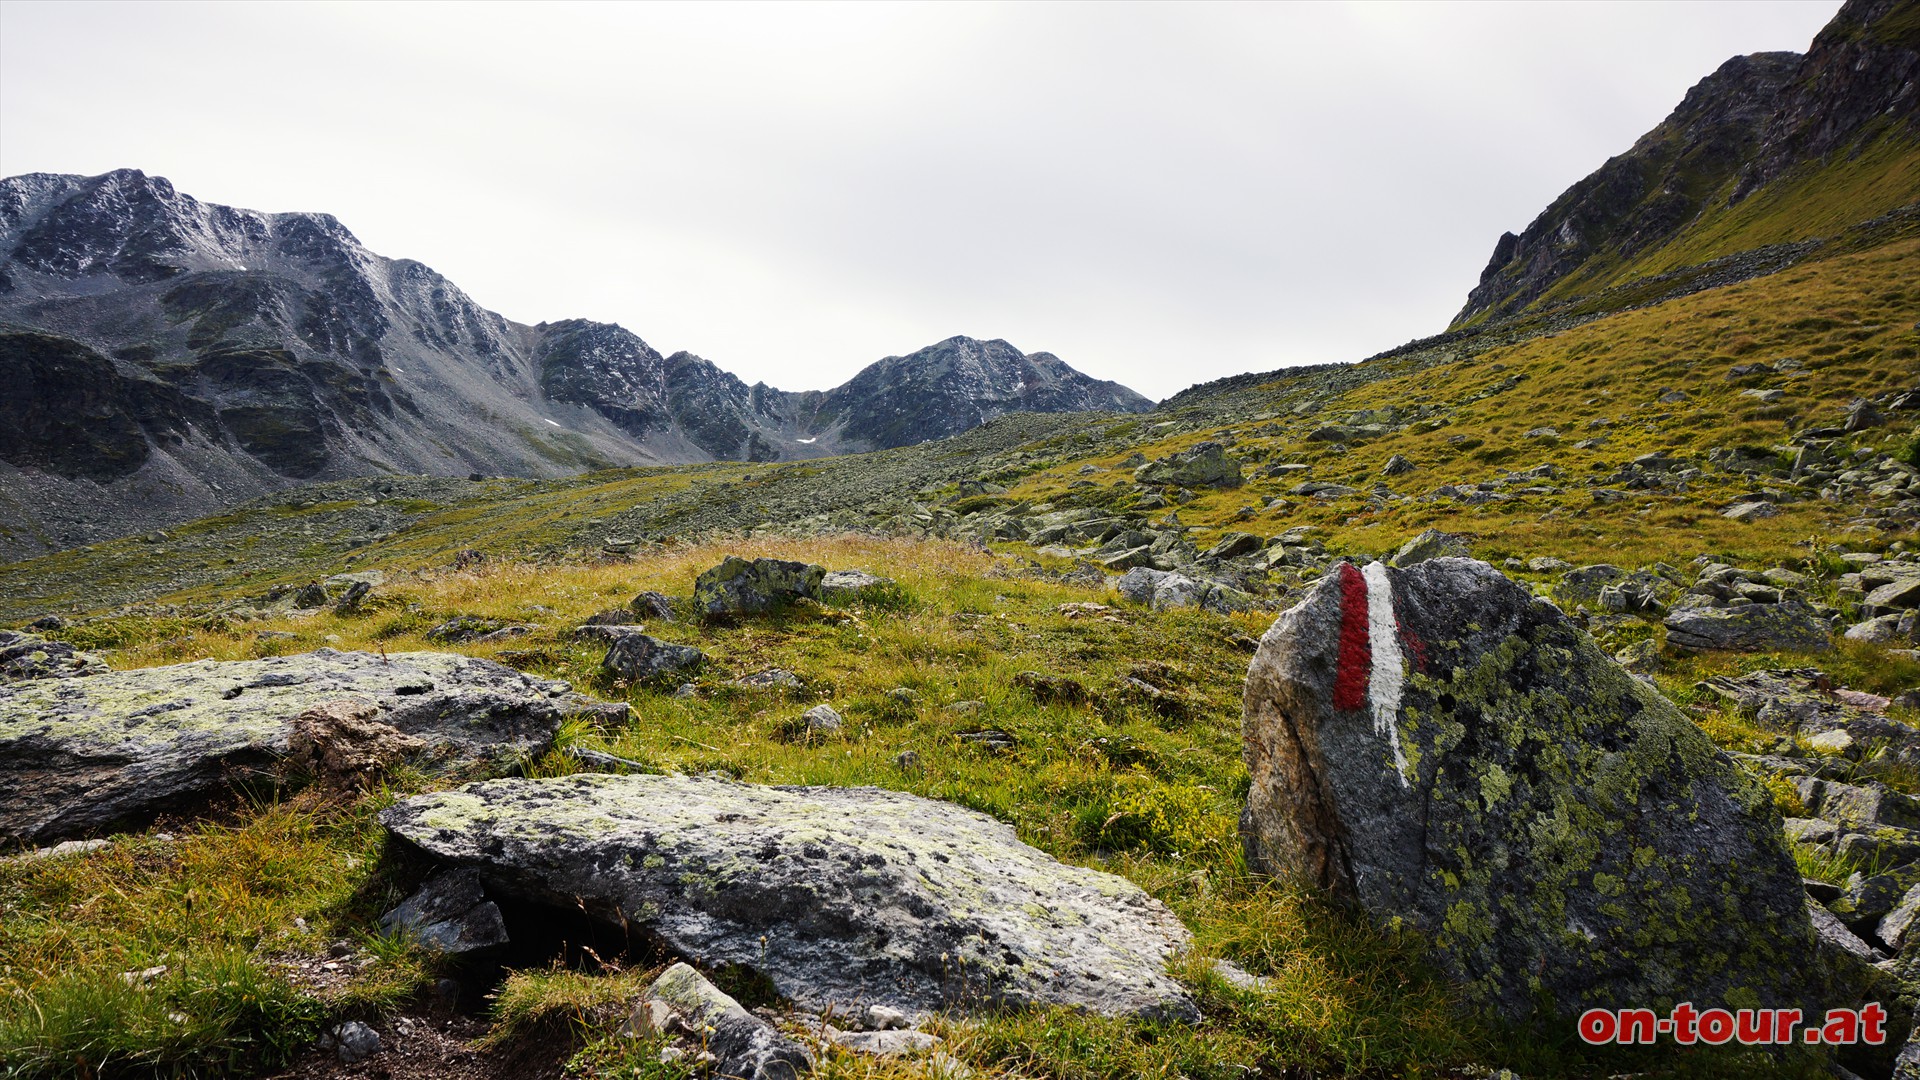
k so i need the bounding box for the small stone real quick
[627,998,675,1037]
[640,963,814,1078]
[602,633,706,683]
[1390,528,1469,568]
[331,1020,380,1064]
[1808,729,1858,756]
[737,668,804,690]
[820,570,894,601]
[630,591,677,621]
[861,1004,910,1030]
[802,704,844,733]
[892,750,920,769]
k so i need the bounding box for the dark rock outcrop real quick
[381,772,1199,1021]
[1239,557,1835,1021]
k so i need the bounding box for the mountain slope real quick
[0,171,1147,559]
[1456,0,1920,327]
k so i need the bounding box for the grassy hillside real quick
[1518,132,1920,317]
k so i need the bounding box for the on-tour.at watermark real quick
[1578,1002,1889,1046]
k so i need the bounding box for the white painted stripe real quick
[1363,561,1411,788]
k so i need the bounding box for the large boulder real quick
[1664,600,1833,652]
[0,649,591,846]
[1239,557,1830,1021]
[1132,442,1242,489]
[694,557,826,617]
[381,773,1198,1021]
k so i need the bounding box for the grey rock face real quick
[694,556,826,617]
[378,868,509,957]
[601,632,706,683]
[0,630,108,681]
[1133,442,1242,489]
[641,963,813,1080]
[1664,600,1834,651]
[1239,557,1827,1020]
[381,773,1198,1021]
[0,649,582,845]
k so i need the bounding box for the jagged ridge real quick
[0,170,1148,558]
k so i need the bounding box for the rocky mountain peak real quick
[1456,0,1919,327]
[0,172,1151,557]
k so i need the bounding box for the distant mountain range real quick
[1456,0,1919,326]
[0,171,1149,556]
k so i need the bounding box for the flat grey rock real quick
[0,648,585,845]
[381,773,1197,1021]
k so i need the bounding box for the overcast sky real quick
[1,1,1841,400]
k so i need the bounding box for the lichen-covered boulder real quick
[0,630,108,682]
[1132,442,1242,489]
[381,773,1198,1021]
[0,649,593,845]
[1239,557,1830,1021]
[694,556,826,617]
[1664,600,1833,652]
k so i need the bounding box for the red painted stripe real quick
[1332,562,1371,711]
